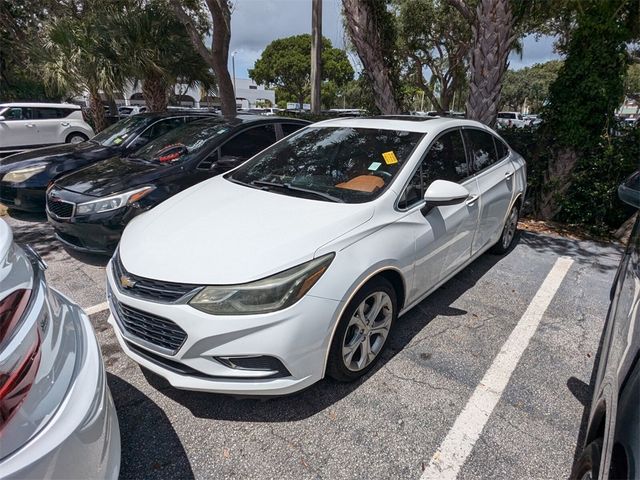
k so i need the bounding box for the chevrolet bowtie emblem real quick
[119,275,136,289]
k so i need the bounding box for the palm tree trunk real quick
[142,76,169,112]
[88,86,106,132]
[342,0,401,114]
[465,0,516,126]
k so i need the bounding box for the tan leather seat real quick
[336,175,385,193]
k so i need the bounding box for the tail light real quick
[0,289,41,428]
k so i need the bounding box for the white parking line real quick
[421,256,574,479]
[85,301,109,315]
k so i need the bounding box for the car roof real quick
[311,115,489,133]
[0,102,81,109]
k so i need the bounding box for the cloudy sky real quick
[228,0,561,80]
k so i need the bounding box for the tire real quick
[491,203,519,254]
[572,438,603,480]
[327,277,397,382]
[65,132,88,144]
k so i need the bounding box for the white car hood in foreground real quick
[119,176,375,284]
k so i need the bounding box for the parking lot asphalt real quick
[3,210,623,480]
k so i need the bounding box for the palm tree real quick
[41,12,126,131]
[112,2,216,112]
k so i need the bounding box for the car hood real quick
[119,176,375,284]
[55,155,170,197]
[0,142,109,174]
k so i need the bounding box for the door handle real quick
[26,123,35,128]
[465,194,479,206]
[61,122,70,126]
[505,171,514,180]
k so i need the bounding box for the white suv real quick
[0,103,95,155]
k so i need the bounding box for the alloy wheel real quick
[342,291,393,372]
[502,207,518,249]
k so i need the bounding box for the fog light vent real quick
[215,356,291,378]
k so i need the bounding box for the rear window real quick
[464,129,498,172]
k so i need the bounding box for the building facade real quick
[121,78,275,110]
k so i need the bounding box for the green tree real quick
[500,60,563,112]
[41,9,127,131]
[249,34,353,109]
[112,1,215,112]
[625,63,640,99]
[172,0,236,119]
[536,0,639,220]
[396,0,471,113]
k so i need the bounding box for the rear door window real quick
[221,125,277,160]
[463,129,499,172]
[494,138,509,160]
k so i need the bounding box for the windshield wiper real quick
[252,180,344,203]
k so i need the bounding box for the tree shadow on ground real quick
[519,231,622,273]
[107,373,195,480]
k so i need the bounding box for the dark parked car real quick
[0,111,216,212]
[46,115,310,255]
[573,171,640,480]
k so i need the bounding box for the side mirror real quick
[424,180,470,206]
[0,116,5,121]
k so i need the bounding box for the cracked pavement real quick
[2,211,622,480]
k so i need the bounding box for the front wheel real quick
[327,277,397,382]
[491,203,519,254]
[66,132,88,144]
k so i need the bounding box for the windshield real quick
[132,118,230,163]
[91,115,154,146]
[227,126,424,203]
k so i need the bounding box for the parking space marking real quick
[85,301,109,315]
[421,256,574,479]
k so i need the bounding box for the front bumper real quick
[106,260,342,395]
[0,182,46,212]
[0,286,120,479]
[47,208,130,255]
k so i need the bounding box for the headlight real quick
[189,253,335,315]
[3,164,47,183]
[75,186,155,215]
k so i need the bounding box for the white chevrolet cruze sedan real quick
[106,116,526,395]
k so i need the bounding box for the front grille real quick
[113,253,200,302]
[113,298,187,354]
[47,196,74,218]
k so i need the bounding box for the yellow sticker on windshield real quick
[382,151,398,165]
[113,137,123,145]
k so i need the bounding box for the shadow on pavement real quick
[519,231,621,272]
[107,373,195,480]
[140,251,505,423]
[6,210,63,258]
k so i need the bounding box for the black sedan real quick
[572,171,640,479]
[46,115,309,255]
[0,111,215,212]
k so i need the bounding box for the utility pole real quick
[310,0,322,114]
